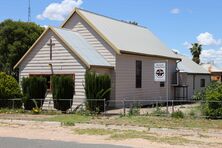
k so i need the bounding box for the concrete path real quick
[0,137,129,148]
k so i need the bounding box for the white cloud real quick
[37,0,83,21]
[197,32,221,46]
[201,47,222,66]
[183,41,192,49]
[170,8,180,14]
[41,25,48,29]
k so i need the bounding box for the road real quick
[0,137,129,148]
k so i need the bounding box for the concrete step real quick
[42,92,54,110]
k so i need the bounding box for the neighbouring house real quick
[176,54,211,100]
[201,63,222,82]
[14,8,181,108]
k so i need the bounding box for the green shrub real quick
[22,76,47,110]
[84,71,111,113]
[151,106,167,116]
[128,105,140,116]
[198,82,222,119]
[0,72,22,108]
[192,90,205,100]
[52,75,74,112]
[171,110,184,119]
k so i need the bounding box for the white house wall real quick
[63,13,116,66]
[63,13,117,101]
[179,73,211,99]
[192,74,211,97]
[19,30,87,104]
[115,54,177,103]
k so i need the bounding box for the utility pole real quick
[28,0,31,22]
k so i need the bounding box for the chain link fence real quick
[0,98,222,118]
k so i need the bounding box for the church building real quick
[14,8,182,107]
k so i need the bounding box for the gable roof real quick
[61,8,180,60]
[14,27,112,69]
[177,54,209,74]
[201,63,222,73]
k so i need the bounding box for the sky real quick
[0,0,222,67]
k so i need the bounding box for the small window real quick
[136,60,142,88]
[160,82,165,87]
[200,79,205,87]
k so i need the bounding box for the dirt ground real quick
[106,103,200,115]
[0,116,222,148]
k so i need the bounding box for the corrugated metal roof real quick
[201,63,222,73]
[177,54,209,74]
[77,9,179,59]
[52,27,112,67]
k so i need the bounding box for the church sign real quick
[154,63,166,82]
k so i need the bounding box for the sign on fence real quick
[154,63,166,82]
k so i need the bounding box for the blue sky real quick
[0,0,222,67]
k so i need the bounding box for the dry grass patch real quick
[74,128,201,145]
[92,116,222,129]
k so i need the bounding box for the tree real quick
[84,71,111,113]
[0,19,44,80]
[52,75,74,113]
[189,43,202,64]
[22,76,47,110]
[0,72,22,108]
[193,82,222,119]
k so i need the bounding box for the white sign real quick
[154,63,166,82]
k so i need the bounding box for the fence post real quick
[103,98,106,116]
[70,99,72,112]
[12,99,15,109]
[123,99,126,116]
[172,100,174,113]
[156,101,158,110]
[166,99,169,113]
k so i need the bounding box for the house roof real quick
[201,63,222,73]
[177,54,209,74]
[14,27,112,69]
[61,8,180,60]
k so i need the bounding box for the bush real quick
[192,90,205,100]
[151,106,167,116]
[22,76,47,110]
[0,72,22,108]
[128,105,140,116]
[200,82,222,119]
[52,75,74,112]
[171,110,184,119]
[85,71,111,113]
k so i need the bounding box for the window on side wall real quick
[200,79,205,87]
[136,60,142,88]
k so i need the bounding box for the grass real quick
[74,128,200,145]
[0,108,25,114]
[0,108,63,115]
[45,114,92,126]
[92,116,222,129]
[75,128,115,135]
[1,107,222,129]
[45,114,222,129]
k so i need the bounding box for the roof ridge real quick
[77,8,148,29]
[52,26,74,32]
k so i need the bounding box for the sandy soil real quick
[106,103,200,115]
[0,119,221,148]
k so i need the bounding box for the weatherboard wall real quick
[19,30,87,104]
[179,73,211,99]
[115,54,177,103]
[63,13,116,101]
[63,13,116,66]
